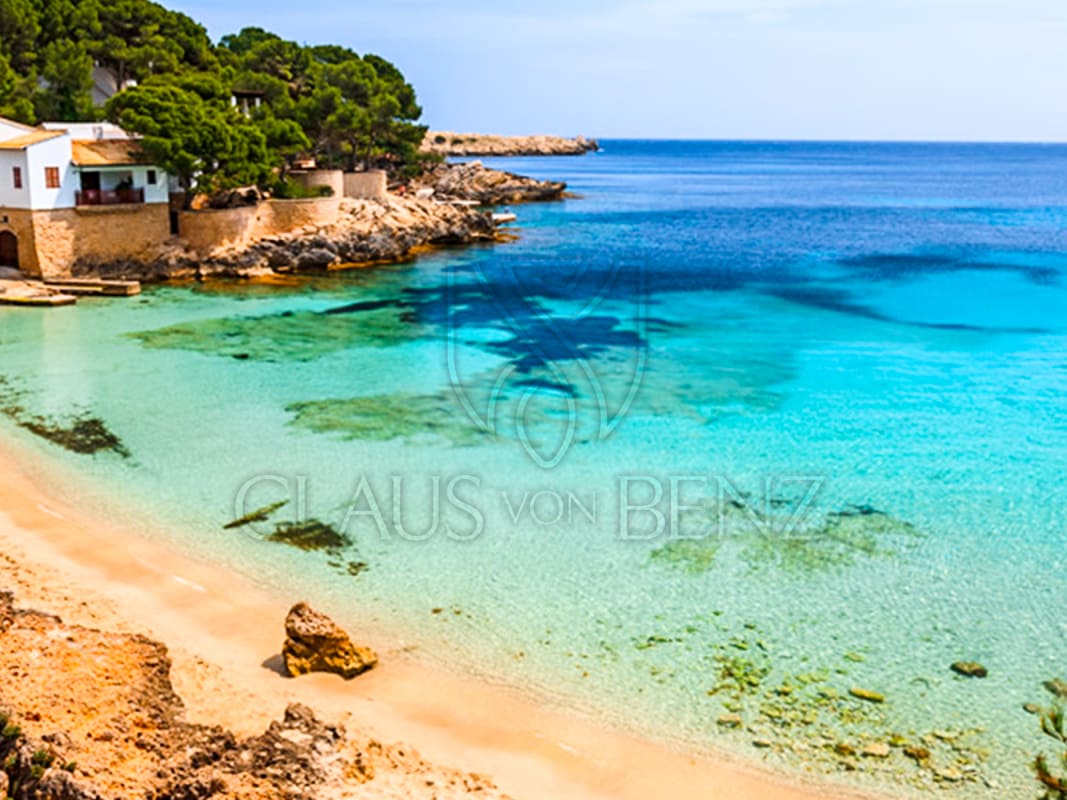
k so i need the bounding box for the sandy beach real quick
[0,435,887,800]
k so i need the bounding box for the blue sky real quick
[170,0,1067,141]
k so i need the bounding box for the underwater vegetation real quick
[18,416,130,458]
[1030,681,1067,799]
[235,516,368,581]
[223,500,290,530]
[649,499,923,576]
[266,519,351,552]
[619,615,991,790]
[286,393,491,447]
[0,376,129,458]
[130,304,428,362]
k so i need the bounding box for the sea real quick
[3,140,1067,797]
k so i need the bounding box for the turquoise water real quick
[3,141,1067,797]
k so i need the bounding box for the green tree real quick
[107,84,271,206]
[34,39,96,120]
[0,0,40,73]
[0,52,33,122]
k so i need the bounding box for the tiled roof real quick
[0,130,65,150]
[71,139,152,166]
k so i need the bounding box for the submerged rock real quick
[282,602,378,680]
[950,661,988,678]
[849,687,885,704]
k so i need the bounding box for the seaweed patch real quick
[17,415,130,458]
[223,500,290,530]
[266,518,352,552]
[0,376,129,458]
[286,393,490,447]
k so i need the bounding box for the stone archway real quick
[0,230,17,269]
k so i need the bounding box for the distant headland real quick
[422,132,600,157]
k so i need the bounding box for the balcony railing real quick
[75,188,145,207]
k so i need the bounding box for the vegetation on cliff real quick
[0,0,430,200]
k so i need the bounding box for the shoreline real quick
[0,433,889,800]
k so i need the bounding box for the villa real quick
[0,116,171,278]
[0,112,390,282]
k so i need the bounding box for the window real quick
[44,167,60,189]
[147,169,157,185]
[12,166,21,190]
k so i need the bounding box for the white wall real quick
[0,118,32,142]
[0,151,31,209]
[137,166,170,204]
[41,122,130,140]
[83,165,169,204]
[24,135,77,210]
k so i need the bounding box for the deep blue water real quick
[2,140,1066,797]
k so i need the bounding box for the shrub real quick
[271,178,333,199]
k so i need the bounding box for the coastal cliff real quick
[422,132,599,157]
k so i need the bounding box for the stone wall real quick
[0,204,169,278]
[176,205,263,255]
[343,170,387,200]
[290,169,343,198]
[269,197,342,234]
[0,210,41,276]
[177,197,342,257]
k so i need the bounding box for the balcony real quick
[75,188,145,207]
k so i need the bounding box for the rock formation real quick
[282,602,378,679]
[0,591,507,799]
[419,161,567,205]
[78,196,498,282]
[422,132,598,157]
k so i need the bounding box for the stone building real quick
[0,116,170,278]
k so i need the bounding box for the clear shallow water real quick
[2,141,1067,797]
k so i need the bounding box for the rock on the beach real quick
[950,661,988,678]
[282,602,378,679]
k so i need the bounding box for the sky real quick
[169,0,1067,142]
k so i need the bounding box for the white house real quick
[0,116,171,277]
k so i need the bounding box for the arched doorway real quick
[0,231,17,269]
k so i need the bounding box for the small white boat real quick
[492,211,518,225]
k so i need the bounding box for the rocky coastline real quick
[422,131,599,157]
[416,161,568,204]
[74,162,565,283]
[0,590,509,800]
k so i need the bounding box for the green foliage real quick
[271,178,333,199]
[31,749,55,769]
[107,84,270,203]
[0,0,427,192]
[34,39,95,120]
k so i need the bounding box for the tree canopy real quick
[0,0,429,200]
